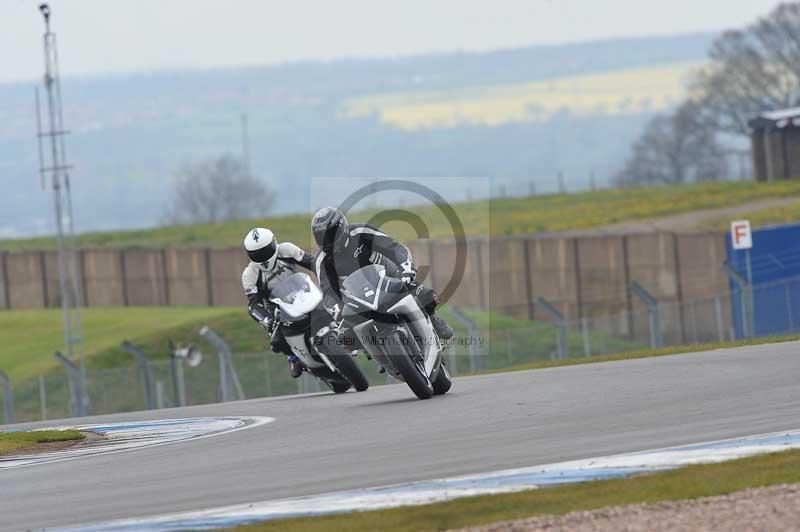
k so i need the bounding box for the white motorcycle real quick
[269,272,369,394]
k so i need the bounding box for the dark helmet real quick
[311,206,349,253]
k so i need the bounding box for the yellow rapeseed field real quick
[342,62,702,129]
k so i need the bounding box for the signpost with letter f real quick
[731,220,754,336]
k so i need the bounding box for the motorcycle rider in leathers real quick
[242,227,315,378]
[310,206,453,344]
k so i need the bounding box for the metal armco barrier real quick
[53,352,87,417]
[449,307,482,372]
[200,326,246,402]
[630,281,663,349]
[38,375,47,420]
[723,261,753,339]
[535,297,568,360]
[121,341,155,410]
[0,370,15,424]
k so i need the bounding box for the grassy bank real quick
[0,305,640,382]
[701,199,800,231]
[0,307,235,382]
[3,181,800,251]
[0,430,84,455]
[232,449,800,532]
[486,333,800,374]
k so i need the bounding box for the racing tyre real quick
[327,380,351,394]
[432,363,452,395]
[393,349,434,399]
[329,352,369,392]
[323,336,370,392]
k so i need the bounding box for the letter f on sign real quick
[730,220,752,250]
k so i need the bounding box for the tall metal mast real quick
[35,3,89,416]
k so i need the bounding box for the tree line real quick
[163,2,799,223]
[615,2,800,187]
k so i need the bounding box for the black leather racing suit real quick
[314,223,439,327]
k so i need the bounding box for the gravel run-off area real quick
[453,483,800,532]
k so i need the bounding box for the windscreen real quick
[270,273,311,304]
[341,264,384,297]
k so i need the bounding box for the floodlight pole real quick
[36,4,89,415]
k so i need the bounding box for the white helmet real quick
[243,227,278,270]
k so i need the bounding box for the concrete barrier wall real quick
[84,249,125,306]
[122,249,168,306]
[486,237,531,319]
[676,232,733,343]
[528,237,580,320]
[625,233,681,341]
[0,232,730,331]
[576,236,628,318]
[208,249,249,307]
[5,252,47,309]
[164,248,211,306]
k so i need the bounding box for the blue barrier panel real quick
[726,222,800,338]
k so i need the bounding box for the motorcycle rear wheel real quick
[329,352,369,392]
[327,380,351,394]
[321,333,370,392]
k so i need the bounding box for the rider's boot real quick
[288,354,303,378]
[430,313,453,340]
[410,284,454,340]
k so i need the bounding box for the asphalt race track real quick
[3,342,800,531]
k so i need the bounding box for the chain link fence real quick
[3,275,799,425]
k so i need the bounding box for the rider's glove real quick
[261,306,280,333]
[397,260,417,286]
[325,303,342,323]
[260,315,276,333]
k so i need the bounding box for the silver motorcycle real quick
[340,264,452,399]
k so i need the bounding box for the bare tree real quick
[614,101,729,187]
[165,155,275,224]
[692,2,800,135]
[616,2,800,187]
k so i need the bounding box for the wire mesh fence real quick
[3,275,799,425]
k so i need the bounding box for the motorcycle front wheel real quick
[391,335,434,399]
[432,363,452,395]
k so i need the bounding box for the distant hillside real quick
[344,62,699,129]
[0,33,714,238]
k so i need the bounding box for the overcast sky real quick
[0,0,787,83]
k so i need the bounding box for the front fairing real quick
[269,272,323,319]
[342,265,443,382]
[341,264,407,315]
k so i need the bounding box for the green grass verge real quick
[0,306,236,382]
[481,333,800,374]
[701,198,800,231]
[0,429,84,456]
[0,305,639,382]
[3,181,800,251]
[232,449,800,532]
